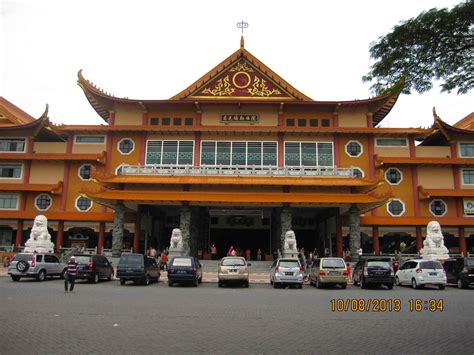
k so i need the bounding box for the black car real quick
[74,254,114,283]
[167,256,203,287]
[352,258,394,289]
[443,257,474,289]
[116,253,160,286]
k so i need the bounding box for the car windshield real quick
[367,261,391,268]
[466,258,474,266]
[279,260,300,268]
[119,254,143,266]
[420,261,443,270]
[322,259,345,268]
[74,256,91,264]
[14,254,33,262]
[222,258,245,266]
[172,258,192,267]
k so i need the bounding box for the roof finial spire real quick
[237,20,248,48]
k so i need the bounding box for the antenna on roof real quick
[237,20,248,48]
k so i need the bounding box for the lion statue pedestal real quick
[282,230,298,258]
[168,228,187,256]
[420,221,449,261]
[24,215,55,253]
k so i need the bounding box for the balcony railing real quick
[119,164,355,177]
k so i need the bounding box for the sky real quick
[1,0,472,127]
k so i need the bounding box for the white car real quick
[395,259,447,290]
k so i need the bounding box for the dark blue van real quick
[167,256,202,287]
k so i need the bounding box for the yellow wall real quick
[338,107,367,127]
[418,166,454,189]
[114,104,143,125]
[72,141,107,154]
[110,133,142,172]
[416,146,451,158]
[419,197,457,218]
[339,136,370,173]
[29,161,64,184]
[34,142,67,153]
[201,104,278,126]
[375,147,410,157]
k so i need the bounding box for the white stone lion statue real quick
[170,228,183,249]
[283,230,297,251]
[28,215,51,242]
[423,221,448,251]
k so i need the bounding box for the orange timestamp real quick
[330,299,444,313]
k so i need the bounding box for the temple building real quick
[1,39,473,259]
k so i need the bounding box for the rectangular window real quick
[162,117,170,126]
[0,193,19,210]
[0,138,26,152]
[150,117,159,125]
[460,143,474,157]
[0,164,22,178]
[173,117,182,126]
[462,169,474,184]
[284,142,334,167]
[321,119,330,127]
[201,141,277,166]
[309,119,318,127]
[0,229,12,245]
[185,117,193,126]
[298,119,306,127]
[376,138,408,147]
[286,118,295,127]
[75,135,106,144]
[145,140,194,165]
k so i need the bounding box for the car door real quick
[353,261,362,283]
[196,260,203,279]
[270,260,277,281]
[398,262,409,283]
[45,255,60,274]
[443,261,454,283]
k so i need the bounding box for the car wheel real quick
[120,278,126,285]
[92,273,99,284]
[395,276,401,286]
[168,281,173,287]
[144,275,150,286]
[387,284,394,290]
[244,281,249,288]
[218,281,223,288]
[11,275,21,281]
[411,278,418,289]
[457,279,467,289]
[353,278,359,286]
[360,277,366,289]
[60,268,67,279]
[439,284,445,290]
[198,276,202,284]
[193,279,198,287]
[273,281,278,288]
[315,278,322,289]
[341,283,347,289]
[16,260,29,272]
[36,269,46,282]
[297,284,303,289]
[270,278,273,285]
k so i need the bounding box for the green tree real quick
[363,0,474,95]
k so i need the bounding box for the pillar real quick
[56,221,64,249]
[372,226,380,256]
[415,226,422,252]
[336,213,343,257]
[348,204,361,260]
[277,133,284,168]
[133,214,140,254]
[179,206,191,255]
[194,132,201,167]
[98,222,105,254]
[15,220,24,248]
[112,203,125,257]
[459,227,467,257]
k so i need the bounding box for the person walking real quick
[65,256,78,292]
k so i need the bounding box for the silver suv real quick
[8,253,67,282]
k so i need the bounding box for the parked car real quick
[395,259,446,289]
[74,254,114,283]
[167,256,203,287]
[309,257,348,289]
[352,258,394,289]
[443,257,474,289]
[218,256,250,287]
[270,258,304,288]
[116,253,160,286]
[8,253,67,281]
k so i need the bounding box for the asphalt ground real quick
[0,274,473,355]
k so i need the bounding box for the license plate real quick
[229,269,237,273]
[177,270,186,274]
[469,274,474,277]
[429,272,437,276]
[285,272,293,276]
[328,271,339,275]
[375,271,384,275]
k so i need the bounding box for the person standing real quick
[65,256,78,292]
[211,244,217,260]
[257,248,262,261]
[245,248,251,261]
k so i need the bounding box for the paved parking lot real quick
[0,276,472,354]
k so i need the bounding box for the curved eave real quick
[420,111,474,146]
[81,189,388,206]
[0,181,62,194]
[0,97,36,124]
[0,115,66,142]
[418,186,474,200]
[92,172,384,189]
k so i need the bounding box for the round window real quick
[118,138,135,155]
[352,168,363,178]
[385,168,402,185]
[76,196,92,212]
[35,194,52,211]
[388,199,405,216]
[345,141,362,157]
[79,164,92,180]
[430,200,447,216]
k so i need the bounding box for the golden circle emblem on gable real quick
[232,71,251,89]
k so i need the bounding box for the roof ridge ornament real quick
[237,20,248,48]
